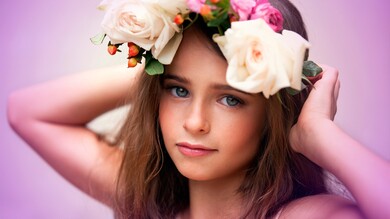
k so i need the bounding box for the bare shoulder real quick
[279,194,365,219]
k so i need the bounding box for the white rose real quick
[213,19,310,98]
[99,0,188,64]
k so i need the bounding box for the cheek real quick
[224,109,266,153]
[214,114,264,173]
[158,96,180,140]
[233,118,263,148]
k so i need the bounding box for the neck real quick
[181,172,247,219]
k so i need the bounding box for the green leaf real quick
[207,12,228,27]
[144,51,153,65]
[145,59,164,75]
[286,87,300,96]
[90,33,106,45]
[219,18,231,31]
[302,60,323,77]
[216,0,230,8]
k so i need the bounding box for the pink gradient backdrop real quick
[1,0,389,218]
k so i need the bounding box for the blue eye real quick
[221,96,241,107]
[171,86,189,98]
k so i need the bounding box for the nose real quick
[183,101,210,135]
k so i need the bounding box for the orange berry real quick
[128,44,139,57]
[174,14,184,25]
[127,42,135,47]
[200,4,211,17]
[107,45,117,55]
[128,57,138,68]
[210,0,220,3]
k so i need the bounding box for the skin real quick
[159,27,266,218]
[288,67,390,219]
[6,65,143,206]
[6,28,390,219]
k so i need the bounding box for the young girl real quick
[7,0,390,218]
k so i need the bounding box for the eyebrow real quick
[163,73,190,84]
[164,73,252,96]
[211,84,252,96]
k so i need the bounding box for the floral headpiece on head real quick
[91,0,322,98]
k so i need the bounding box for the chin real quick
[175,164,215,182]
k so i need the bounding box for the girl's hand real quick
[289,65,390,219]
[289,65,340,160]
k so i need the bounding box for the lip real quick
[176,142,217,157]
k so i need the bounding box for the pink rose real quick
[255,0,268,4]
[250,3,284,32]
[230,0,256,21]
[186,0,206,13]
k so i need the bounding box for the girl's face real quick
[159,27,266,183]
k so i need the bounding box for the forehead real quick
[166,26,228,83]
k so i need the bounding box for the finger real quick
[331,77,340,121]
[316,65,339,88]
[334,78,341,101]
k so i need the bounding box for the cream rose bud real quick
[100,0,188,64]
[214,19,310,98]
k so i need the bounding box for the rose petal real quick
[214,19,310,98]
[154,33,183,64]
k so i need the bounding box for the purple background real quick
[1,0,389,218]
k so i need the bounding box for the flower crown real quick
[91,0,322,98]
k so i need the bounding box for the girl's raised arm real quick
[289,66,390,219]
[7,64,143,207]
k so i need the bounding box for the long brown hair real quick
[114,0,326,218]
